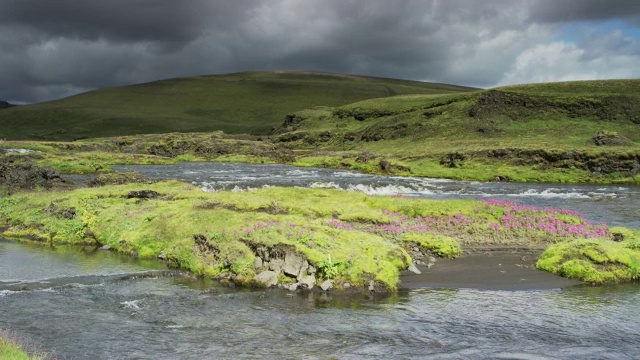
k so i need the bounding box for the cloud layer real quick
[1,0,639,103]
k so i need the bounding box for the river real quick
[2,162,640,359]
[110,162,640,228]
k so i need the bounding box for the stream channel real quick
[2,162,640,359]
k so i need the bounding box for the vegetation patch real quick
[2,182,634,288]
[0,330,46,360]
[536,236,640,283]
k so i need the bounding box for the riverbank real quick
[0,331,43,360]
[1,181,638,290]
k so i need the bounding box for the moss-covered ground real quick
[1,183,637,288]
[0,332,43,360]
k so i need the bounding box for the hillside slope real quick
[275,79,640,182]
[0,71,476,141]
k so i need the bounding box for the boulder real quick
[281,283,298,291]
[592,131,632,146]
[253,271,279,287]
[283,250,305,277]
[298,275,316,290]
[407,263,422,274]
[269,259,285,273]
[320,279,333,291]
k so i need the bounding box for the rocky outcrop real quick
[126,190,160,199]
[244,242,324,291]
[475,148,640,175]
[0,100,14,109]
[592,131,633,146]
[0,158,70,194]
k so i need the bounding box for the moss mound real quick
[536,228,640,283]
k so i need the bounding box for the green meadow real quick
[0,71,475,141]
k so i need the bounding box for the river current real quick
[2,162,640,359]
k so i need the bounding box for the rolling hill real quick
[0,71,476,141]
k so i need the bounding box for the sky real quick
[1,0,639,104]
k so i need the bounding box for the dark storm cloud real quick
[530,0,640,24]
[1,0,639,104]
[0,0,257,45]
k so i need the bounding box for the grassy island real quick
[1,182,638,289]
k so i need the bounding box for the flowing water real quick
[111,162,640,228]
[3,163,640,359]
[1,239,639,359]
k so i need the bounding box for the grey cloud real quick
[0,0,258,45]
[1,0,639,103]
[529,0,640,24]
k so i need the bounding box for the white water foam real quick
[0,289,18,297]
[507,189,591,199]
[309,182,341,189]
[346,184,420,196]
[121,300,142,310]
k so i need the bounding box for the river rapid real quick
[2,162,640,359]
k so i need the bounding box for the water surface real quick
[111,162,640,228]
[1,238,639,359]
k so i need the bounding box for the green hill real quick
[0,71,476,141]
[276,79,640,183]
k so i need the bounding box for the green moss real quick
[402,233,461,258]
[2,182,638,287]
[536,239,640,283]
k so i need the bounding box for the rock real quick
[281,283,298,291]
[298,275,316,290]
[254,257,263,270]
[307,265,317,275]
[253,271,279,287]
[99,245,111,251]
[320,279,333,291]
[342,282,351,289]
[0,160,69,194]
[157,250,166,260]
[407,263,422,274]
[283,250,305,277]
[379,160,391,171]
[593,131,632,146]
[296,259,309,281]
[130,250,138,258]
[269,259,284,273]
[126,190,160,199]
[368,280,375,292]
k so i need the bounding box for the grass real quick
[0,71,476,141]
[277,79,640,184]
[0,331,45,360]
[1,182,636,287]
[1,78,638,185]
